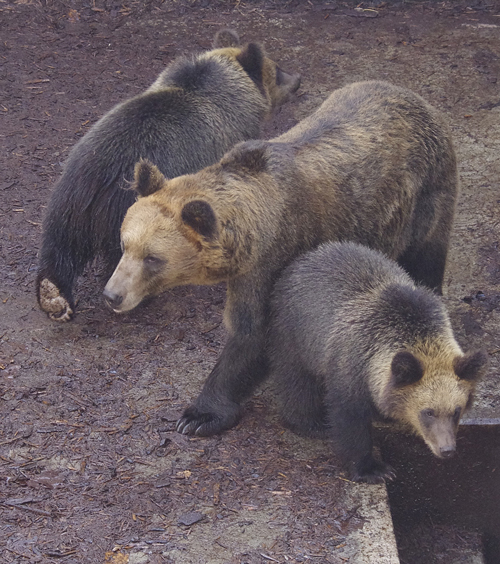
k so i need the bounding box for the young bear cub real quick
[37,29,300,322]
[103,80,459,439]
[268,242,488,483]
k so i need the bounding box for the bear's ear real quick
[391,351,424,387]
[222,142,268,175]
[453,350,488,381]
[236,43,264,90]
[133,160,166,198]
[213,29,240,49]
[181,200,217,240]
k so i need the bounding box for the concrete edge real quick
[342,483,400,564]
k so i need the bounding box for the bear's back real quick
[276,80,449,147]
[270,242,448,373]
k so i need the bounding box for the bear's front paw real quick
[176,404,241,436]
[38,279,74,322]
[351,459,396,484]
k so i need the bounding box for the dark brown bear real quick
[102,80,459,439]
[36,29,300,321]
[267,242,488,483]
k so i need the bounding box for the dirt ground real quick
[1,1,500,563]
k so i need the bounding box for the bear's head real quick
[148,29,300,116]
[210,29,301,110]
[382,346,488,459]
[103,160,249,313]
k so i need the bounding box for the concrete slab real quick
[341,485,399,564]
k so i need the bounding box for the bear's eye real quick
[423,409,435,418]
[144,255,165,269]
[453,407,461,422]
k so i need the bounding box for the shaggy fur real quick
[267,242,488,483]
[103,80,460,438]
[36,29,300,321]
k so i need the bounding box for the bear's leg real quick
[398,182,457,295]
[326,397,395,484]
[177,277,272,436]
[397,239,449,295]
[276,366,328,439]
[37,182,128,321]
[37,226,92,322]
[177,330,269,435]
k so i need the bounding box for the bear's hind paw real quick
[38,279,74,322]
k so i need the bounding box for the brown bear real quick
[267,241,488,483]
[36,29,300,322]
[103,80,459,438]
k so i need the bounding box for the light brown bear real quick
[267,241,488,483]
[103,80,459,437]
[37,29,300,322]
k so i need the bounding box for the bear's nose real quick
[103,289,123,309]
[439,446,456,459]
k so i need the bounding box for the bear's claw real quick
[38,279,74,322]
[176,405,241,436]
[351,460,396,484]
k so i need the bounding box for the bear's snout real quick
[438,444,456,459]
[103,288,123,309]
